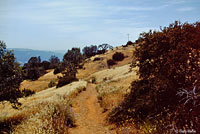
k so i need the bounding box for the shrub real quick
[56,75,77,88]
[56,62,78,88]
[48,80,56,88]
[53,63,66,74]
[126,41,134,46]
[108,21,200,133]
[56,48,84,88]
[78,64,84,69]
[41,61,50,70]
[93,57,101,61]
[21,88,35,97]
[112,52,125,61]
[107,59,116,66]
[53,67,61,74]
[49,55,60,69]
[90,77,96,83]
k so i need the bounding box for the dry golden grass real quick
[20,70,62,92]
[0,81,87,133]
[75,45,138,113]
[89,64,139,133]
[77,45,135,79]
[1,45,137,133]
[88,64,138,84]
[90,64,138,112]
[12,99,71,134]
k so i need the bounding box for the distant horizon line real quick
[7,42,129,52]
[7,47,67,53]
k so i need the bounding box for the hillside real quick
[77,45,135,79]
[8,48,65,64]
[1,0,199,132]
[20,45,135,93]
[20,70,61,92]
[0,81,87,133]
[1,45,139,133]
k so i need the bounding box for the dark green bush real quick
[126,41,134,46]
[21,88,35,97]
[108,21,200,133]
[49,55,60,69]
[41,61,50,70]
[82,45,98,58]
[48,80,56,88]
[112,52,125,61]
[83,44,113,56]
[23,56,46,80]
[107,59,116,66]
[53,67,61,74]
[56,48,84,88]
[63,48,82,67]
[90,77,96,83]
[0,41,23,106]
[93,57,101,61]
[56,62,78,88]
[56,76,77,88]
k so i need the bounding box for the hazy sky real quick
[0,0,199,51]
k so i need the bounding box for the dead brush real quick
[12,96,75,134]
[1,81,87,133]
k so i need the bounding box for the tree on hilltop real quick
[63,48,82,66]
[97,44,113,54]
[23,56,45,80]
[49,55,60,69]
[56,48,83,87]
[82,45,98,58]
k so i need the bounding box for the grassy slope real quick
[76,45,139,133]
[0,81,87,133]
[77,45,138,113]
[20,45,135,93]
[20,70,61,92]
[77,45,135,79]
[0,45,138,133]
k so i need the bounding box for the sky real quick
[0,0,200,51]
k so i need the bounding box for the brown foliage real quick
[108,21,200,133]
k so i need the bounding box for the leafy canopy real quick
[0,41,23,105]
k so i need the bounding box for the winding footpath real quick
[68,83,115,134]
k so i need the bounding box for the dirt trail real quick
[69,83,115,134]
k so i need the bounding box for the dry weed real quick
[0,81,87,134]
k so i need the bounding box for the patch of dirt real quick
[69,83,116,134]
